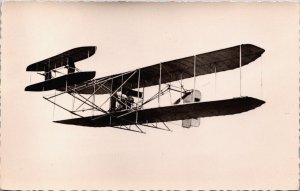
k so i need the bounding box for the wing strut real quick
[158,63,162,106]
[239,44,242,97]
[136,69,141,123]
[193,55,197,101]
[260,56,263,98]
[103,70,137,111]
[214,63,217,99]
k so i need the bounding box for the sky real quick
[1,2,299,190]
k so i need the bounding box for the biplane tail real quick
[25,46,97,92]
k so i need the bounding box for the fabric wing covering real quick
[54,97,265,127]
[75,44,264,95]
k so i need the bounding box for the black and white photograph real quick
[1,2,298,190]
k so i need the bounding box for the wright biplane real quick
[25,44,265,133]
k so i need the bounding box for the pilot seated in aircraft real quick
[126,96,134,108]
[116,95,134,111]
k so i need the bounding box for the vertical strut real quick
[158,63,162,106]
[239,44,242,97]
[121,74,123,99]
[180,72,183,102]
[136,69,141,123]
[214,64,217,99]
[110,79,113,110]
[193,55,197,101]
[142,87,145,108]
[109,78,113,125]
[137,69,141,101]
[260,57,263,98]
[70,83,75,118]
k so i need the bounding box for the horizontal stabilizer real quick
[26,46,96,72]
[25,71,96,91]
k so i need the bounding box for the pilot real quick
[126,96,134,108]
[116,95,134,111]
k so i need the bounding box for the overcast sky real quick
[1,2,299,190]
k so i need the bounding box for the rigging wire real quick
[214,64,217,99]
[142,85,169,106]
[160,64,185,93]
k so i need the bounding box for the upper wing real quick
[76,44,264,95]
[54,97,265,127]
[26,46,97,71]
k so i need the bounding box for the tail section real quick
[25,46,96,92]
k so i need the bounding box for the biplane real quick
[25,44,265,133]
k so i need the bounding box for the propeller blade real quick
[173,91,193,105]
